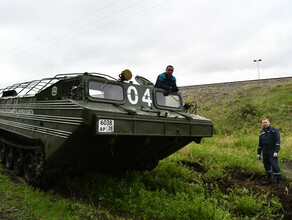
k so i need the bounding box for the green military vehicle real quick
[0,71,213,182]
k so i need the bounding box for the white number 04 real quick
[127,86,152,107]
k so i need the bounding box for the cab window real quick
[89,81,123,101]
[155,92,181,108]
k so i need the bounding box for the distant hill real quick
[179,77,292,135]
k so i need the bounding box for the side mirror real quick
[69,85,84,100]
[183,101,197,114]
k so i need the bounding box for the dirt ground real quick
[182,160,292,220]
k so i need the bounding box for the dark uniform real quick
[258,126,281,180]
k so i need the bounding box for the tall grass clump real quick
[73,163,223,219]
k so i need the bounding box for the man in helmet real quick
[155,65,179,92]
[257,118,281,188]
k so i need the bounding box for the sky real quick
[1,0,292,88]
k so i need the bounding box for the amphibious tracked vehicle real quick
[0,71,213,181]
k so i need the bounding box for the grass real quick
[0,173,32,219]
[0,134,287,219]
[0,81,291,219]
[196,82,292,135]
[51,153,283,219]
[0,166,115,219]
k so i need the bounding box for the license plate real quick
[98,119,114,133]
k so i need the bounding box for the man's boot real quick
[262,175,273,185]
[276,178,281,189]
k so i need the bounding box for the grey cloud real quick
[0,0,292,88]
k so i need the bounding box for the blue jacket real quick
[258,126,280,154]
[154,72,177,91]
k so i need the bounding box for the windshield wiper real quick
[100,79,108,90]
[173,110,193,120]
[114,104,137,115]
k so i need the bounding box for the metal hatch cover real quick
[135,75,153,86]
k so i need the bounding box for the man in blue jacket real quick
[257,118,281,188]
[155,65,179,92]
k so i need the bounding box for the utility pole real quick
[253,59,262,79]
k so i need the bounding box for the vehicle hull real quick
[0,73,213,174]
[0,98,212,170]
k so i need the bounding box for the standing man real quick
[155,65,179,92]
[257,118,281,188]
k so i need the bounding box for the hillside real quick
[180,77,292,135]
[0,77,292,219]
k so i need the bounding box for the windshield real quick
[89,81,124,101]
[155,92,181,108]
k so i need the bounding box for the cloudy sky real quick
[1,0,292,88]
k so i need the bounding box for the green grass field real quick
[0,81,291,219]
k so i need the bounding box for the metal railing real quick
[0,72,117,98]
